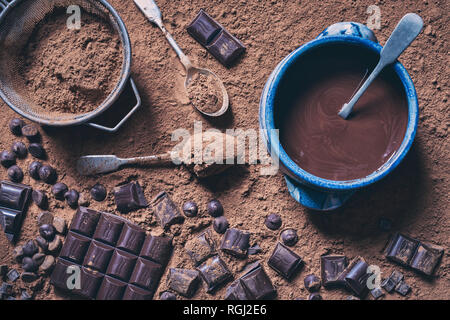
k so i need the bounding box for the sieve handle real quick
[87,77,141,133]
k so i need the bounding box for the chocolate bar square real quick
[370,287,385,300]
[51,209,172,300]
[186,9,222,46]
[320,255,348,287]
[114,182,148,213]
[410,243,443,276]
[198,255,232,293]
[151,191,184,229]
[395,280,411,296]
[343,257,369,297]
[220,228,250,258]
[167,268,200,297]
[385,233,420,266]
[186,230,216,265]
[381,270,404,293]
[268,242,303,280]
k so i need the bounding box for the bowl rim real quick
[262,35,419,191]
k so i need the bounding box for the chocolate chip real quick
[11,142,27,158]
[39,224,56,241]
[213,216,229,234]
[7,165,23,183]
[21,124,40,142]
[37,211,54,226]
[90,183,107,202]
[22,257,38,272]
[12,246,24,262]
[28,161,42,180]
[182,201,198,217]
[32,253,46,266]
[6,268,20,282]
[281,229,298,246]
[9,118,25,136]
[265,213,282,230]
[38,165,57,184]
[304,274,321,292]
[51,182,68,200]
[64,189,79,208]
[160,291,176,300]
[32,190,48,209]
[28,143,46,159]
[0,150,16,168]
[207,199,223,217]
[23,240,39,257]
[35,236,48,252]
[308,292,323,300]
[21,272,38,283]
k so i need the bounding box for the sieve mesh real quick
[0,0,130,125]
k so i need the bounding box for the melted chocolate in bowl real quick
[277,44,408,181]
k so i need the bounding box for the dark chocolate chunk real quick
[21,124,40,141]
[75,267,104,299]
[50,258,78,292]
[265,213,282,230]
[239,262,276,300]
[28,161,42,180]
[9,118,25,136]
[28,143,46,159]
[182,201,198,217]
[123,285,153,300]
[21,271,38,283]
[38,165,57,184]
[51,183,68,200]
[114,182,148,213]
[385,233,420,266]
[21,290,33,300]
[83,241,114,273]
[160,291,176,300]
[381,270,404,293]
[93,214,124,246]
[0,264,7,277]
[0,150,16,168]
[248,244,262,255]
[90,183,107,202]
[32,190,48,209]
[22,257,38,272]
[187,9,245,67]
[96,276,127,300]
[116,223,146,255]
[346,295,360,300]
[220,228,250,258]
[59,232,91,264]
[70,207,101,237]
[308,292,323,300]
[6,268,20,282]
[344,257,370,297]
[395,281,411,296]
[224,279,249,300]
[186,230,216,265]
[370,287,385,300]
[213,216,229,234]
[39,224,56,241]
[207,199,223,217]
[410,243,444,276]
[23,240,39,257]
[11,142,27,158]
[151,191,184,229]
[139,236,172,265]
[304,274,321,292]
[167,268,200,298]
[320,255,348,287]
[106,249,138,282]
[7,165,23,183]
[198,255,232,293]
[268,242,303,280]
[64,189,79,208]
[129,258,162,293]
[280,229,298,246]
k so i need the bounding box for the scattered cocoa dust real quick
[187,72,222,114]
[21,8,123,114]
[0,0,448,301]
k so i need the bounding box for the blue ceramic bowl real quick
[259,23,419,211]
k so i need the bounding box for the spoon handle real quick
[125,153,172,166]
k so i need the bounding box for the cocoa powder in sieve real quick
[21,8,123,114]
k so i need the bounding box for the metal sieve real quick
[0,0,141,132]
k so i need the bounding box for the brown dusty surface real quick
[21,8,123,115]
[0,0,449,300]
[187,72,222,114]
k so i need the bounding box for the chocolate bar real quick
[344,257,370,297]
[220,228,250,258]
[267,242,303,280]
[151,191,184,229]
[114,182,148,213]
[187,9,245,67]
[224,262,276,300]
[0,181,32,242]
[186,230,216,265]
[51,207,172,300]
[167,268,200,298]
[385,233,444,276]
[197,255,232,293]
[320,255,348,287]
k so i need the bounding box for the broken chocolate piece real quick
[370,287,385,300]
[344,257,370,297]
[186,230,216,265]
[151,191,184,229]
[385,233,420,266]
[140,236,173,266]
[320,255,348,287]
[220,228,250,258]
[114,182,148,213]
[395,280,411,296]
[268,242,303,280]
[381,270,404,293]
[0,181,32,242]
[187,9,245,67]
[409,243,443,276]
[167,268,200,298]
[198,255,232,293]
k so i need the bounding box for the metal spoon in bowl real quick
[338,13,423,119]
[134,0,229,117]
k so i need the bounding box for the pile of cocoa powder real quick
[187,72,223,114]
[21,8,123,115]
